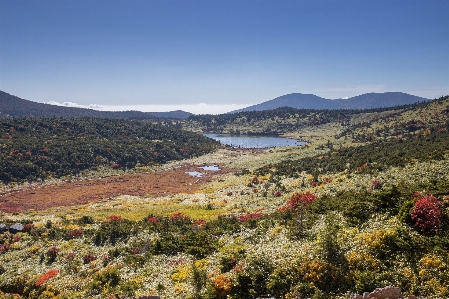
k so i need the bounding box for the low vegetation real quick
[0,96,448,299]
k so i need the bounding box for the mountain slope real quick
[232,92,429,112]
[0,91,192,119]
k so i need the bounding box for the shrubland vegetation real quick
[1,96,449,299]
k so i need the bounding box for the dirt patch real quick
[0,165,230,213]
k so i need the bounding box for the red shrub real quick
[69,229,83,238]
[239,212,263,222]
[194,219,207,226]
[169,212,191,222]
[284,192,318,212]
[147,216,159,224]
[35,269,58,287]
[129,248,139,255]
[369,179,382,190]
[23,223,35,232]
[411,195,442,234]
[251,176,259,184]
[0,243,11,254]
[83,253,96,264]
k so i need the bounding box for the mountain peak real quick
[232,92,429,113]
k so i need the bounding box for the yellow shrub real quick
[347,251,380,271]
[171,264,191,283]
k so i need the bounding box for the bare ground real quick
[0,165,230,213]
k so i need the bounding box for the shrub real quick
[83,253,96,264]
[147,216,159,224]
[239,212,263,222]
[79,215,94,224]
[0,243,11,254]
[46,247,59,262]
[194,219,207,227]
[102,215,123,223]
[23,223,35,232]
[169,212,191,222]
[68,229,83,239]
[411,195,442,234]
[89,266,121,292]
[95,216,134,245]
[369,179,382,190]
[284,192,318,212]
[213,274,233,297]
[35,269,58,287]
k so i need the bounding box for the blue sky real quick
[1,0,448,114]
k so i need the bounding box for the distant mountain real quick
[231,92,429,113]
[0,91,192,119]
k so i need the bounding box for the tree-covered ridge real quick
[184,97,444,135]
[338,96,449,143]
[0,91,192,120]
[255,130,449,181]
[0,117,220,183]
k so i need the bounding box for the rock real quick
[350,294,363,299]
[0,224,7,234]
[367,286,402,299]
[9,223,23,234]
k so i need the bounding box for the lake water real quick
[204,134,305,149]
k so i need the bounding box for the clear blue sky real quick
[1,0,448,113]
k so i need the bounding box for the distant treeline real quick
[186,99,442,134]
[0,117,220,183]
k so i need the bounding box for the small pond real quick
[186,171,203,177]
[186,165,221,177]
[199,165,220,171]
[204,134,305,149]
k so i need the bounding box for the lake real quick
[204,133,306,149]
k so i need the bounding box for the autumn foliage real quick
[283,192,318,212]
[35,269,58,287]
[411,195,442,234]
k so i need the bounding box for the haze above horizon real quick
[1,0,448,115]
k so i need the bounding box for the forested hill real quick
[0,117,220,183]
[185,97,439,134]
[0,91,192,120]
[232,92,429,113]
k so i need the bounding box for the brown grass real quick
[0,164,230,213]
